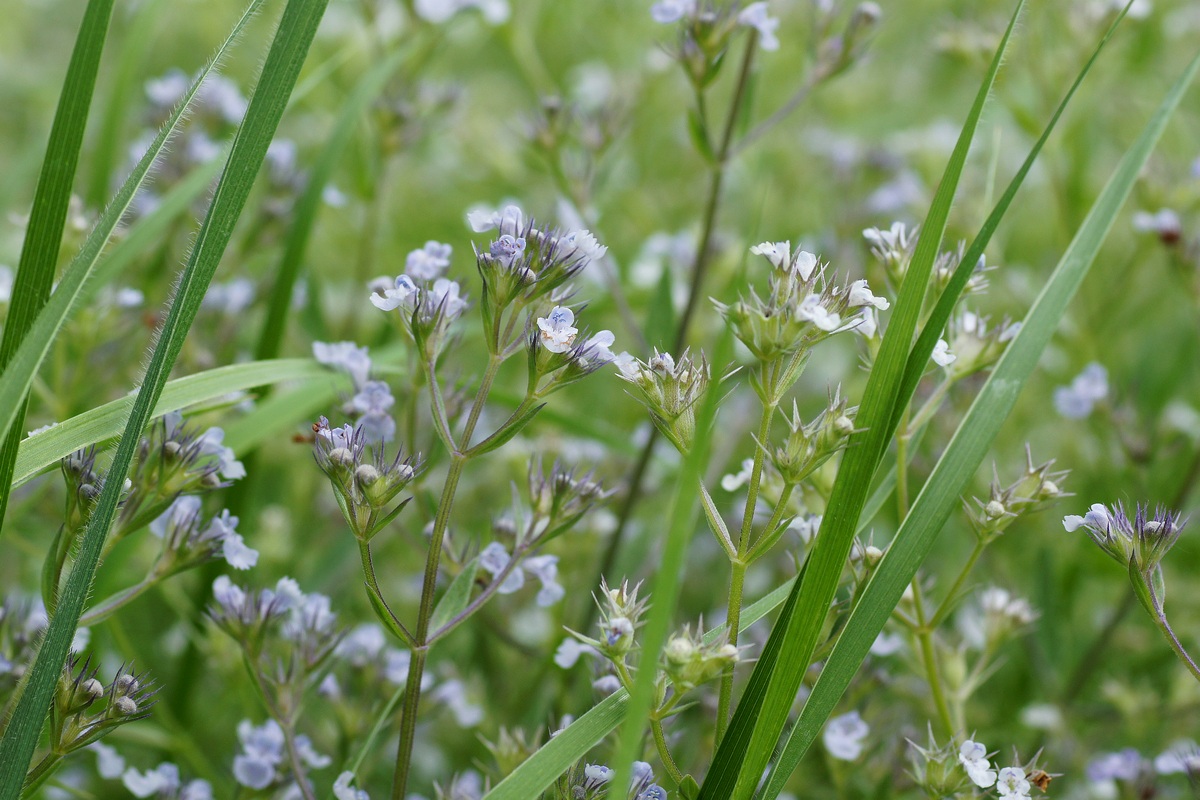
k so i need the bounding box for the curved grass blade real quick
[698,4,1027,797]
[480,576,794,800]
[12,358,340,489]
[0,0,265,529]
[0,0,330,791]
[254,48,407,363]
[0,0,115,530]
[760,46,1200,798]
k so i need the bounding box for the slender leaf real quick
[699,4,1027,797]
[480,575,793,800]
[761,46,1200,798]
[0,0,329,791]
[255,49,407,363]
[12,359,341,489]
[0,0,265,488]
[0,0,114,530]
[430,558,479,633]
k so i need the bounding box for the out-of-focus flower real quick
[1054,362,1108,419]
[823,711,869,760]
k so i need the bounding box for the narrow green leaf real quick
[0,0,329,790]
[699,4,1027,797]
[886,5,1132,447]
[255,49,407,363]
[608,332,730,793]
[480,572,793,800]
[760,46,1200,797]
[0,0,266,492]
[13,359,340,489]
[0,0,115,530]
[430,558,479,634]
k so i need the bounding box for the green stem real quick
[715,558,747,743]
[245,668,316,800]
[928,538,987,629]
[358,540,417,648]
[1149,587,1200,684]
[391,353,502,799]
[650,715,686,785]
[910,579,954,737]
[20,753,62,798]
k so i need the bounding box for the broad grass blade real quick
[0,0,329,791]
[0,0,114,529]
[698,3,1027,797]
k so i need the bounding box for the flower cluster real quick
[715,242,887,364]
[660,625,738,692]
[1063,501,1185,575]
[770,389,858,486]
[44,659,156,766]
[962,446,1070,540]
[313,341,397,445]
[149,494,258,571]
[231,718,330,791]
[312,416,421,540]
[528,305,620,396]
[615,349,710,454]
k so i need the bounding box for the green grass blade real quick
[254,48,407,362]
[0,0,114,530]
[12,359,340,489]
[760,46,1200,797]
[480,576,794,800]
[698,4,1026,797]
[0,0,265,499]
[0,0,329,791]
[886,6,1130,447]
[84,0,171,208]
[607,333,729,793]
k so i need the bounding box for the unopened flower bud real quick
[355,464,380,488]
[864,545,883,566]
[81,678,105,700]
[114,674,139,695]
[985,500,1006,519]
[664,636,696,665]
[329,447,354,468]
[833,415,855,437]
[112,696,138,716]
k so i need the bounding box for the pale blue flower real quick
[312,341,372,388]
[197,427,246,480]
[431,679,484,727]
[201,278,255,314]
[406,241,453,280]
[479,542,525,594]
[89,742,126,779]
[468,203,524,234]
[336,624,387,666]
[555,637,596,668]
[334,772,370,800]
[537,306,579,353]
[489,233,527,266]
[822,711,869,760]
[738,2,780,51]
[123,762,182,797]
[370,274,419,311]
[522,555,565,606]
[650,0,695,23]
[1054,362,1108,419]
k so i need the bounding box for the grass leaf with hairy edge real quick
[0,0,329,791]
[12,359,343,489]
[0,0,266,493]
[255,48,406,363]
[0,0,114,531]
[481,573,794,800]
[761,44,1200,798]
[698,3,1026,797]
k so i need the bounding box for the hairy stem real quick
[650,715,686,785]
[911,579,954,737]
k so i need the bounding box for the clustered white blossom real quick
[313,341,397,444]
[822,711,870,760]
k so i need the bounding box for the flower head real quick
[958,740,997,788]
[537,306,579,353]
[823,711,869,760]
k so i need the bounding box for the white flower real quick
[869,631,904,656]
[931,338,956,367]
[479,542,525,594]
[555,637,596,668]
[150,495,202,538]
[221,531,259,570]
[523,555,565,606]
[197,427,245,480]
[201,278,255,314]
[1062,502,1112,533]
[334,771,371,800]
[650,0,695,23]
[593,674,622,694]
[997,766,1031,799]
[852,308,878,339]
[847,279,890,310]
[1154,740,1200,775]
[431,678,484,727]
[559,229,608,263]
[958,740,997,788]
[123,763,182,797]
[579,330,617,366]
[90,741,126,778]
[428,278,469,320]
[797,293,841,332]
[406,240,452,280]
[537,306,579,353]
[613,351,641,380]
[794,250,819,281]
[312,341,372,388]
[822,711,869,760]
[720,459,755,492]
[370,274,419,311]
[0,265,12,304]
[467,203,524,234]
[317,419,356,450]
[737,2,780,50]
[336,624,387,666]
[789,514,822,544]
[862,221,913,251]
[584,764,614,784]
[1053,362,1108,419]
[750,241,791,270]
